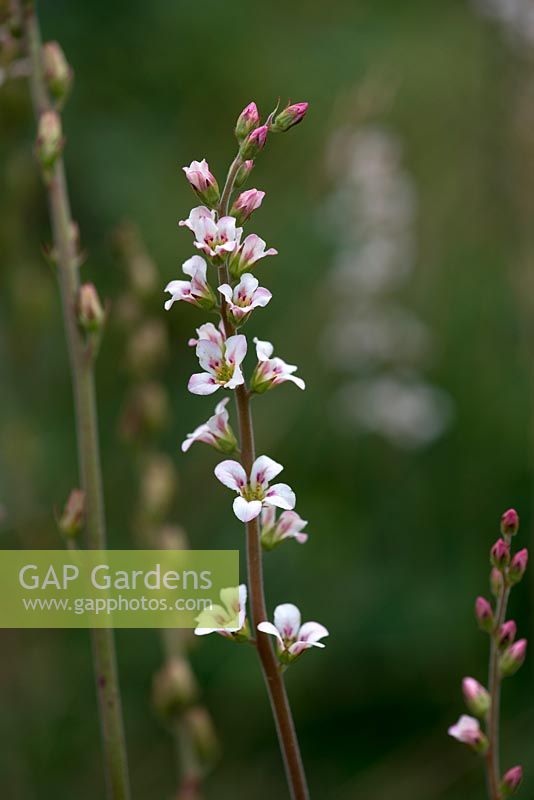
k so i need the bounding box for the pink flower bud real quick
[475,596,494,633]
[235,159,254,188]
[498,620,517,649]
[491,538,510,570]
[448,715,488,753]
[272,101,309,132]
[235,102,260,142]
[501,765,523,795]
[500,639,527,677]
[58,488,85,537]
[35,110,63,169]
[490,567,504,597]
[78,283,104,332]
[509,548,528,585]
[462,677,490,717]
[501,508,520,536]
[182,159,219,206]
[42,41,73,105]
[240,125,268,159]
[230,188,265,224]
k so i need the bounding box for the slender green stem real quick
[24,6,131,798]
[485,543,511,800]
[217,156,310,799]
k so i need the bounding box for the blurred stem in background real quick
[22,3,131,798]
[114,223,219,799]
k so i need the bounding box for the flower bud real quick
[501,766,523,796]
[35,110,63,170]
[462,677,490,718]
[184,706,220,765]
[58,488,85,537]
[42,41,73,105]
[182,159,220,207]
[235,101,260,142]
[501,508,520,537]
[78,283,104,332]
[498,620,517,649]
[271,101,309,132]
[508,548,528,585]
[448,715,489,754]
[490,567,504,597]
[240,124,268,159]
[230,188,265,225]
[234,159,254,188]
[152,657,198,721]
[475,596,494,633]
[491,538,510,570]
[500,639,527,677]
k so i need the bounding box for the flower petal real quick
[254,337,274,361]
[250,455,284,489]
[188,373,220,395]
[273,603,301,639]
[297,621,329,645]
[225,334,247,367]
[214,460,247,491]
[233,496,262,522]
[264,483,296,510]
[257,621,283,646]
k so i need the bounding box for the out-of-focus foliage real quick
[1,1,533,798]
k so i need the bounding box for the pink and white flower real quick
[214,455,295,523]
[448,715,486,750]
[194,584,248,639]
[218,273,271,325]
[257,603,328,662]
[188,334,246,395]
[164,255,216,311]
[229,233,277,278]
[181,397,237,454]
[230,188,265,224]
[250,337,305,393]
[261,507,308,550]
[187,321,226,348]
[179,206,243,262]
[182,159,219,206]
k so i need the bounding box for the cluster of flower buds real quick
[166,100,328,662]
[34,41,73,177]
[449,509,527,795]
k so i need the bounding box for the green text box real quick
[0,550,239,628]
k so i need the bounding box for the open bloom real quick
[179,206,242,261]
[448,715,487,751]
[214,455,295,522]
[250,338,305,393]
[229,233,277,277]
[257,603,328,662]
[188,321,226,348]
[188,334,246,395]
[195,584,248,638]
[261,506,308,550]
[182,159,219,206]
[230,188,265,224]
[218,273,271,325]
[181,397,237,453]
[164,256,216,311]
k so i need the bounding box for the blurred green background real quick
[1,0,533,797]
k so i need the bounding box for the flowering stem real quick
[486,542,511,800]
[24,6,131,799]
[217,157,310,800]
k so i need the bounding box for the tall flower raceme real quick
[165,99,325,800]
[449,509,528,800]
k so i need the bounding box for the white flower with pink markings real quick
[231,188,265,224]
[261,507,308,550]
[179,206,242,261]
[250,338,305,393]
[258,603,328,663]
[218,273,272,325]
[188,333,246,395]
[229,233,277,277]
[187,320,226,348]
[214,455,295,523]
[183,159,218,195]
[448,715,486,749]
[164,255,216,311]
[181,397,237,454]
[194,584,248,639]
